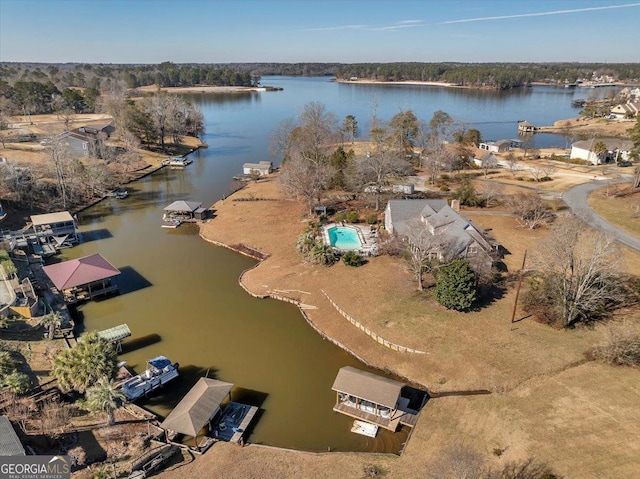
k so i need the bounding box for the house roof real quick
[31,211,74,226]
[243,161,272,169]
[0,416,25,456]
[571,138,634,152]
[518,121,534,127]
[164,201,202,213]
[43,253,120,291]
[386,199,448,236]
[386,199,495,256]
[160,378,234,437]
[332,366,403,409]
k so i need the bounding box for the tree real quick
[309,243,337,266]
[435,259,477,311]
[357,146,410,210]
[526,218,625,327]
[2,371,31,395]
[389,110,419,153]
[505,152,519,177]
[592,140,607,163]
[45,136,74,210]
[52,331,117,393]
[342,114,359,144]
[507,192,553,229]
[403,219,448,291]
[85,378,125,426]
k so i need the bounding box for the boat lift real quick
[97,323,132,353]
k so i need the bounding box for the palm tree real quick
[2,371,32,394]
[296,231,317,256]
[592,141,608,164]
[41,312,62,339]
[53,331,117,393]
[309,243,337,266]
[85,378,125,426]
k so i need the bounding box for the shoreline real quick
[336,78,455,88]
[136,85,278,94]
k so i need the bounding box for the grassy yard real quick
[588,186,640,237]
[193,177,640,478]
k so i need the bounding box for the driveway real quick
[563,179,640,253]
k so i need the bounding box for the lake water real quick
[62,76,617,452]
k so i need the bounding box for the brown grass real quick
[588,186,640,237]
[190,176,640,478]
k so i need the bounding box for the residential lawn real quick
[588,186,640,237]
[194,177,640,478]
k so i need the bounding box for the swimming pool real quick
[328,226,362,250]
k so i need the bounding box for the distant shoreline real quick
[136,85,280,94]
[335,78,455,88]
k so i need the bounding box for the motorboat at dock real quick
[121,356,179,401]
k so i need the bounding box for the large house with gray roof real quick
[570,138,634,165]
[384,199,499,272]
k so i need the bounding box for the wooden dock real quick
[213,401,258,444]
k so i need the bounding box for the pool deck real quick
[322,223,378,256]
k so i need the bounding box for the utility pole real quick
[510,250,527,328]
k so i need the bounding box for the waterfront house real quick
[242,161,273,177]
[570,138,634,165]
[478,139,511,153]
[43,253,120,304]
[0,416,26,456]
[611,101,640,118]
[332,366,419,431]
[384,199,499,272]
[161,377,234,447]
[473,151,500,169]
[30,211,79,247]
[56,123,115,158]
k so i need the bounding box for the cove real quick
[57,76,616,452]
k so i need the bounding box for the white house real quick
[242,161,273,177]
[473,152,500,168]
[570,138,634,165]
[611,101,640,118]
[478,139,511,153]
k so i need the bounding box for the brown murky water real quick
[63,167,408,452]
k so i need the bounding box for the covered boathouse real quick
[163,201,207,222]
[332,366,421,431]
[42,253,120,304]
[30,211,79,247]
[161,378,234,448]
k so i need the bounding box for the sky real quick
[1,0,639,64]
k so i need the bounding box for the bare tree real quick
[507,192,553,229]
[505,152,519,177]
[356,145,410,211]
[45,136,73,209]
[402,219,449,291]
[480,181,501,208]
[278,152,333,213]
[533,217,625,327]
[540,163,557,179]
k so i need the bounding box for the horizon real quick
[1,0,639,64]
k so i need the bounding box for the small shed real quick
[0,416,26,456]
[43,253,120,304]
[332,366,405,431]
[161,377,234,447]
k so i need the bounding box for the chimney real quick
[450,199,460,212]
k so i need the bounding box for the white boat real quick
[161,219,181,229]
[351,420,378,437]
[121,356,179,401]
[162,156,192,167]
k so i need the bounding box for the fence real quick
[321,290,426,354]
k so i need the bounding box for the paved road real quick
[563,179,640,253]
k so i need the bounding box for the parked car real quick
[617,161,633,167]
